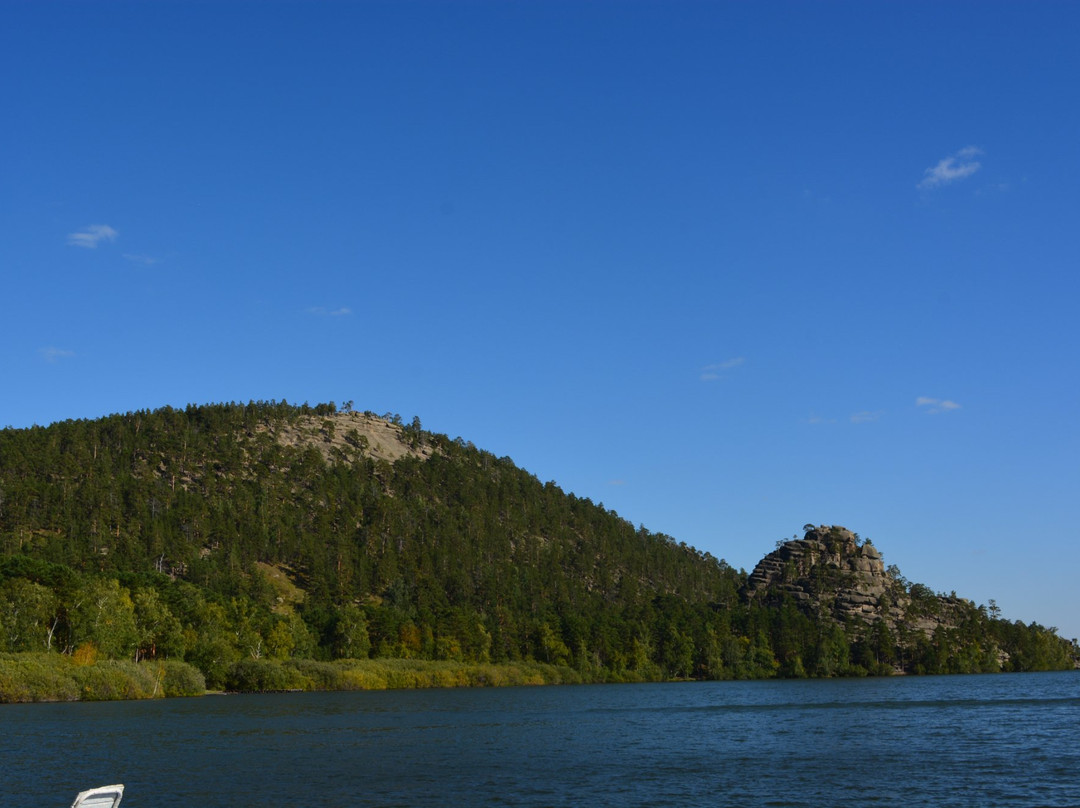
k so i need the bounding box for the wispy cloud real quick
[39,347,75,363]
[305,306,352,317]
[850,410,883,424]
[700,357,744,381]
[67,224,118,249]
[805,411,882,425]
[123,253,160,266]
[918,147,983,189]
[916,396,961,414]
[608,479,626,486]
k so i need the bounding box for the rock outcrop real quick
[745,525,964,638]
[258,411,433,464]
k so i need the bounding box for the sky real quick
[3,1,1078,640]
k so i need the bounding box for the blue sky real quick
[3,1,1078,640]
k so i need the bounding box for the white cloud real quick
[39,347,75,363]
[850,410,883,424]
[123,253,159,266]
[305,306,352,317]
[916,397,961,414]
[700,357,744,381]
[918,147,983,189]
[67,224,118,248]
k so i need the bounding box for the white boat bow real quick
[70,785,124,808]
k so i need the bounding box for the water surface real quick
[4,671,1079,807]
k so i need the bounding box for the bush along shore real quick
[0,652,205,703]
[0,652,612,703]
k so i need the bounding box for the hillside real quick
[0,401,1074,692]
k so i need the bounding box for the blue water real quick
[3,672,1079,807]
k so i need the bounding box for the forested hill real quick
[0,401,1074,689]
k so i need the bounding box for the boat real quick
[70,785,123,808]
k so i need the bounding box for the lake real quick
[4,671,1079,807]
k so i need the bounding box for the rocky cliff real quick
[745,525,967,638]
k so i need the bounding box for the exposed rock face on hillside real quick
[256,411,433,464]
[745,525,966,638]
[746,526,896,625]
[156,411,432,496]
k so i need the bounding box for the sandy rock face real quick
[258,411,432,464]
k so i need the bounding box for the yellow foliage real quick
[72,642,98,667]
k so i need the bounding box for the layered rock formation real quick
[745,525,963,637]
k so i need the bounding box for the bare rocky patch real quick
[259,411,433,464]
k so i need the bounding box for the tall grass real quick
[0,653,639,703]
[0,653,205,703]
[224,657,586,692]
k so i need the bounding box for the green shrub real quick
[0,654,207,702]
[225,659,314,692]
[0,653,79,702]
[72,663,141,701]
[155,660,206,697]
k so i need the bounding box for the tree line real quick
[1,401,1074,692]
